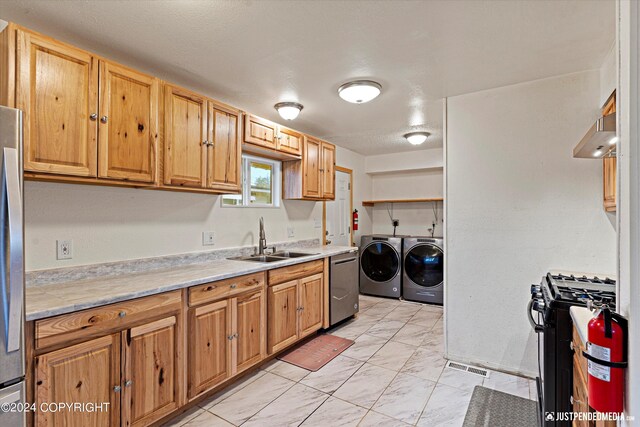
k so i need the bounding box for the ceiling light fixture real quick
[338,80,382,104]
[404,131,430,145]
[274,102,303,120]
[608,136,619,146]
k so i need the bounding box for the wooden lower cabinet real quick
[188,299,232,398]
[124,316,181,427]
[187,287,266,399]
[35,334,121,427]
[268,272,324,353]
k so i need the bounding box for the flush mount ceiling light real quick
[404,131,430,145]
[274,102,303,120]
[337,80,382,104]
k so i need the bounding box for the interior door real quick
[325,170,351,246]
[98,60,158,182]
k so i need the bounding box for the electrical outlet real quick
[287,227,295,238]
[202,231,215,246]
[56,240,72,260]
[314,219,322,228]
[392,219,400,227]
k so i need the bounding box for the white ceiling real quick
[1,0,614,155]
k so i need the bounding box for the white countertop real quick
[570,306,594,345]
[26,245,356,321]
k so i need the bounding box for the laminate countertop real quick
[26,245,357,321]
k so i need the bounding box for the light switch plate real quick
[202,232,215,246]
[56,240,72,260]
[287,227,295,238]
[314,219,322,228]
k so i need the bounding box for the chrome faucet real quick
[258,217,267,255]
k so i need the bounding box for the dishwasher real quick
[330,250,359,326]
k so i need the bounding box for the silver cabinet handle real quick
[228,334,234,340]
[230,284,237,289]
[90,113,98,121]
[113,386,121,393]
[1,147,23,353]
[118,311,126,318]
[100,116,108,124]
[124,380,133,387]
[203,140,209,146]
[570,396,583,405]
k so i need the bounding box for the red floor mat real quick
[278,334,355,371]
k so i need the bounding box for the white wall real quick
[25,181,323,271]
[445,69,617,376]
[365,148,443,174]
[600,42,617,107]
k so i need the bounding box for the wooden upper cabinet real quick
[298,273,324,338]
[234,290,265,374]
[604,157,616,212]
[188,299,231,398]
[124,316,180,427]
[208,102,242,192]
[98,61,158,183]
[244,114,277,149]
[277,126,303,156]
[303,136,322,198]
[17,29,98,177]
[35,334,121,427]
[321,141,336,199]
[163,85,207,188]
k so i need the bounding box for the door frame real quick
[322,166,353,246]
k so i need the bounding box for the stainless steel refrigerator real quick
[0,106,25,427]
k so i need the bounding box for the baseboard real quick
[444,351,538,379]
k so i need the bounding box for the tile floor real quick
[163,295,536,427]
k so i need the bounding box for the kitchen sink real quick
[271,251,317,258]
[229,255,287,263]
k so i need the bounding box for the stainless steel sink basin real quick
[271,251,317,258]
[229,255,287,263]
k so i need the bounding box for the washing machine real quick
[402,237,444,304]
[359,235,405,298]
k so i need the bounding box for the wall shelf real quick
[362,198,443,206]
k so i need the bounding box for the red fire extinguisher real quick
[352,209,359,231]
[583,306,627,413]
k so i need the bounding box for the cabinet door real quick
[17,29,98,177]
[267,280,299,354]
[234,290,266,374]
[277,126,303,156]
[303,137,322,198]
[321,142,336,200]
[208,102,242,192]
[164,85,207,188]
[244,114,277,149]
[124,316,180,427]
[35,335,120,427]
[603,157,616,212]
[188,300,232,398]
[98,60,158,183]
[298,273,324,338]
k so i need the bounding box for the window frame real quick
[221,154,281,208]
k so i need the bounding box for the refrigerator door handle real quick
[1,147,23,353]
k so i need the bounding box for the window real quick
[222,155,281,207]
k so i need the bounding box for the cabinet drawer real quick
[189,272,265,306]
[268,260,324,286]
[35,291,181,350]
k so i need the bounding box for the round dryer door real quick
[361,242,400,282]
[404,243,444,287]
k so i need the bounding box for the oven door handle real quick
[527,299,544,333]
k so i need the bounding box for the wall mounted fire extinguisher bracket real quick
[581,351,628,368]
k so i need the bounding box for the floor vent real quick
[446,361,490,378]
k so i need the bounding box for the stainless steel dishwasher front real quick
[330,250,360,326]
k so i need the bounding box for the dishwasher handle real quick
[331,257,357,266]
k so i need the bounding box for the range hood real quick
[573,112,616,158]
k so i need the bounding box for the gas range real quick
[528,272,617,426]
